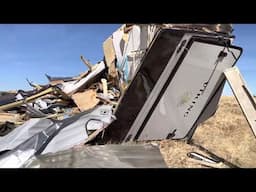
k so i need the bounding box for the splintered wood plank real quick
[71,89,100,112]
[103,37,116,67]
[0,112,21,123]
[224,66,256,137]
[103,37,118,78]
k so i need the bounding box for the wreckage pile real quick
[0,24,158,140]
[0,24,237,168]
[0,60,116,136]
[0,24,162,167]
[0,24,156,132]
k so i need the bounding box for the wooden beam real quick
[80,55,93,71]
[224,66,256,137]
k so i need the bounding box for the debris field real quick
[0,24,246,168]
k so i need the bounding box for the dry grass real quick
[159,96,256,168]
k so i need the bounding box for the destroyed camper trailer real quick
[102,24,242,143]
[0,24,244,168]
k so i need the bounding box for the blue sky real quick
[224,24,256,95]
[0,24,121,91]
[0,24,255,96]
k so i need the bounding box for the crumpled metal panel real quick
[0,122,61,168]
[23,143,167,168]
[42,105,114,154]
[0,105,114,168]
[0,118,54,152]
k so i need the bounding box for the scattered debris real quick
[0,24,244,168]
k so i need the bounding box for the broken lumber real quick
[224,66,256,137]
[103,37,118,79]
[80,55,93,71]
[0,113,22,123]
[71,89,100,112]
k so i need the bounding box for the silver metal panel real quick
[42,105,113,154]
[139,42,241,140]
[0,105,114,168]
[185,81,225,140]
[0,122,61,168]
[23,143,167,168]
[0,118,54,152]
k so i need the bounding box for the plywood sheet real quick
[71,90,100,112]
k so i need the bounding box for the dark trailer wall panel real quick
[103,29,242,143]
[103,29,185,143]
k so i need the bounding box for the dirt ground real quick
[158,96,256,168]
